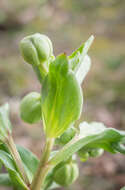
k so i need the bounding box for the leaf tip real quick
[88,35,94,44]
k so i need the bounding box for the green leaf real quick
[78,122,125,153]
[42,169,60,190]
[121,187,125,190]
[0,143,9,153]
[68,35,94,84]
[0,103,12,142]
[0,144,55,189]
[0,150,27,189]
[43,170,60,190]
[42,54,83,138]
[47,182,60,190]
[49,122,125,166]
[75,55,91,84]
[0,162,2,172]
[0,138,39,183]
[0,173,12,186]
[17,145,39,183]
[42,170,53,190]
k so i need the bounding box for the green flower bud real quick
[20,92,41,124]
[20,33,53,82]
[89,148,104,158]
[78,148,104,162]
[55,127,76,145]
[77,150,89,162]
[53,161,79,186]
[20,33,53,66]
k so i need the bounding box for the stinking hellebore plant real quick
[0,33,125,190]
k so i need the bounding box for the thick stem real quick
[6,134,30,186]
[30,138,54,190]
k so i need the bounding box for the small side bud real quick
[53,160,79,186]
[89,148,104,158]
[77,150,89,162]
[55,127,76,145]
[20,92,41,124]
[78,147,104,162]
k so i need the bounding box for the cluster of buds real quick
[78,148,104,162]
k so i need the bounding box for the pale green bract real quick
[41,54,83,138]
[75,55,91,84]
[68,35,94,84]
[79,122,106,138]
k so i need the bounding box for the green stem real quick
[30,138,54,190]
[6,134,30,186]
[32,62,48,83]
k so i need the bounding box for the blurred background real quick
[0,0,125,190]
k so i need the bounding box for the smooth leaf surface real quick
[42,54,83,138]
[49,122,125,166]
[0,141,39,182]
[0,103,12,142]
[121,187,125,190]
[68,35,94,84]
[0,150,27,189]
[0,173,12,186]
[17,145,39,183]
[78,122,125,153]
[0,144,54,189]
[47,182,60,190]
[43,171,60,190]
[75,55,91,84]
[0,143,39,183]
